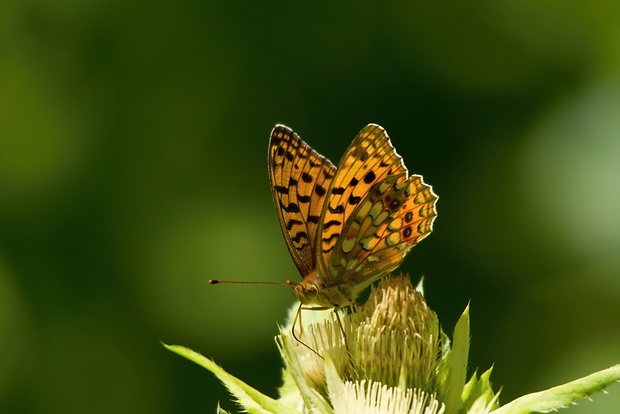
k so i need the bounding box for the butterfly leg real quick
[293,302,304,338]
[332,307,350,357]
[297,305,351,359]
[291,303,324,359]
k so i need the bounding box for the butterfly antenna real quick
[209,279,296,286]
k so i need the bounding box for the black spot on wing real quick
[386,198,402,212]
[364,171,376,184]
[328,205,345,214]
[279,199,300,213]
[292,231,309,244]
[287,219,303,230]
[322,233,340,244]
[323,220,342,230]
[274,185,288,194]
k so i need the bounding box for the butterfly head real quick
[292,282,319,304]
[292,272,356,309]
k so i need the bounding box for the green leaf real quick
[163,344,296,414]
[462,366,499,412]
[436,329,452,389]
[324,356,345,405]
[277,367,302,407]
[216,403,232,414]
[443,304,470,414]
[493,364,620,414]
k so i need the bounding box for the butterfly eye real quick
[307,285,319,298]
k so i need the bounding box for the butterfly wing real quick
[331,172,437,290]
[269,125,336,277]
[317,124,407,283]
[318,124,437,290]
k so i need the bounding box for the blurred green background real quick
[1,1,619,413]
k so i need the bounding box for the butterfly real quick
[269,124,438,313]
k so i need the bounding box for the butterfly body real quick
[292,271,358,308]
[269,124,437,310]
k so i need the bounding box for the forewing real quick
[317,124,409,281]
[269,125,336,277]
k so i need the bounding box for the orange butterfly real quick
[269,124,437,314]
[211,124,437,354]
